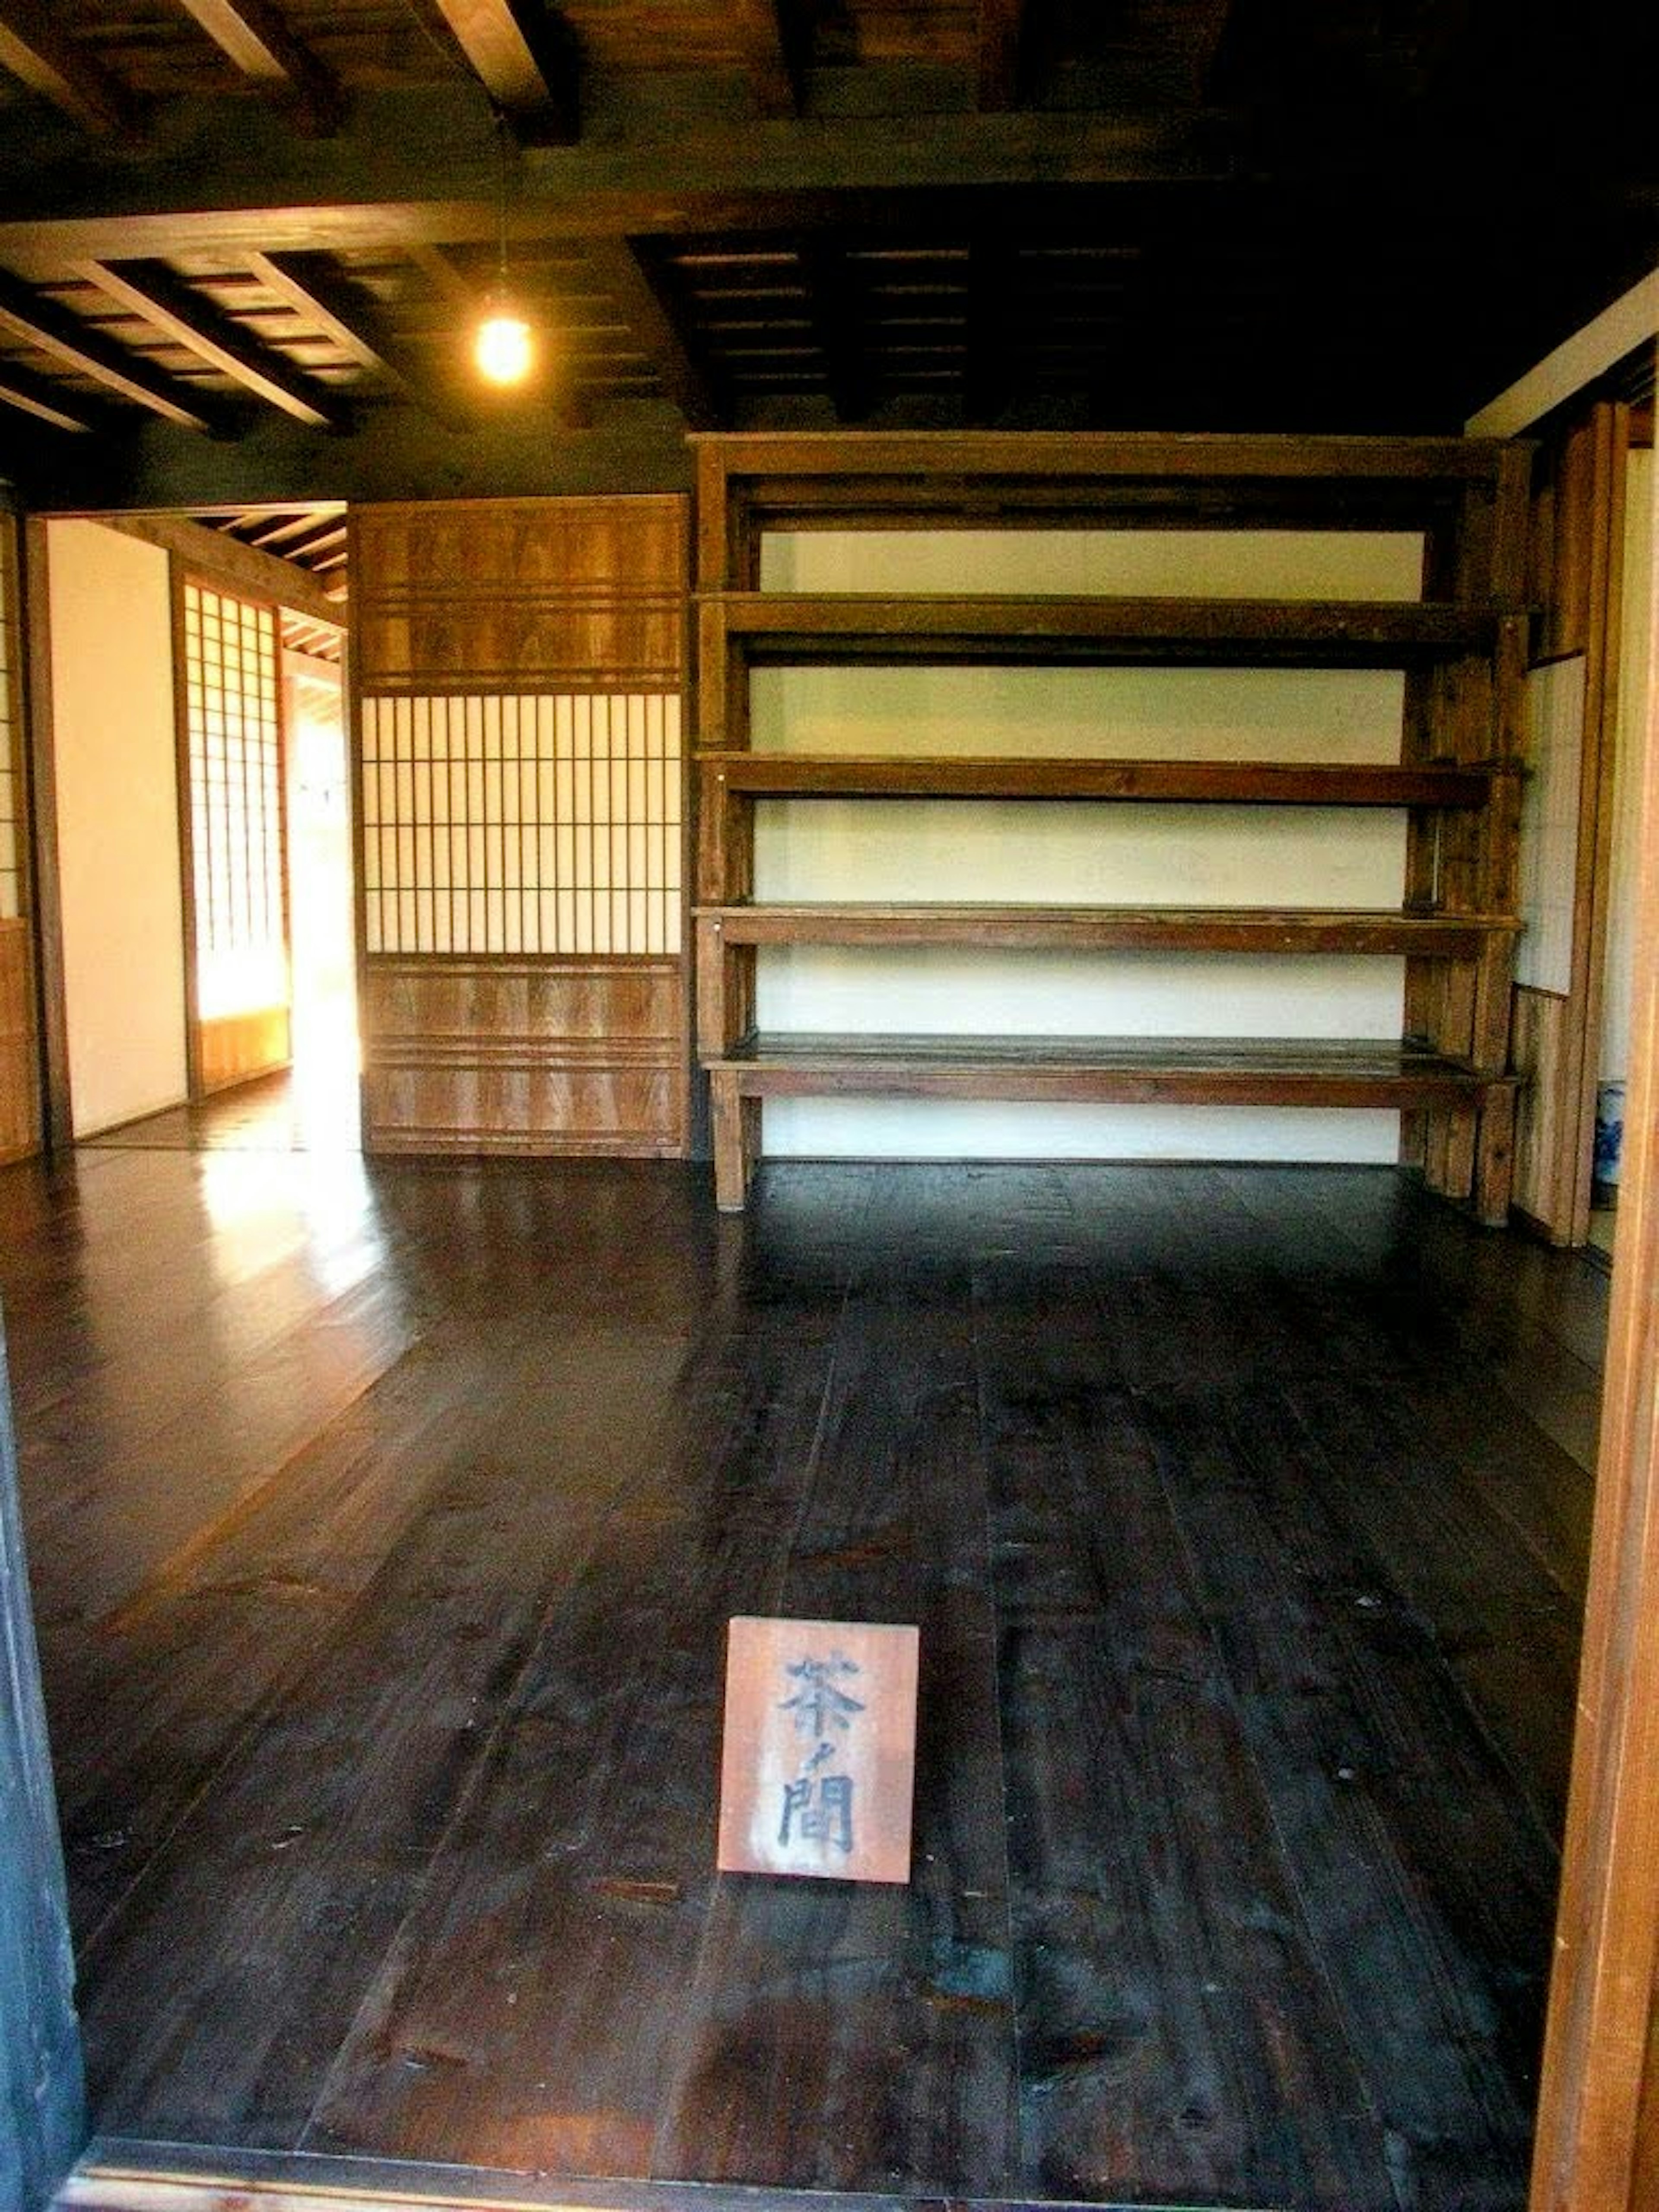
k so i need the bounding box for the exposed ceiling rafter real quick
[581,238,723,430]
[0,359,98,433]
[172,0,345,136]
[101,509,342,626]
[247,503,346,552]
[976,0,1028,112]
[0,0,135,133]
[245,250,472,430]
[430,0,580,146]
[79,258,349,429]
[403,243,480,312]
[0,270,217,429]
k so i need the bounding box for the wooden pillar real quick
[18,521,69,1154]
[709,1068,757,1211]
[0,1309,86,2210]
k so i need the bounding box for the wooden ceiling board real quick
[0,0,1646,481]
[557,0,770,74]
[832,2,980,67]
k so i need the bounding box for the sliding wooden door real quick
[351,496,689,1157]
[175,575,292,1096]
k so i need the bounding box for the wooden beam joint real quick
[174,0,345,135]
[0,0,137,133]
[432,0,581,146]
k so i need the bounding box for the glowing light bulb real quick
[474,305,533,386]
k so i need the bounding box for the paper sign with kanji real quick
[717,1617,919,1885]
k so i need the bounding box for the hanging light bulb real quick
[474,297,534,385]
[474,114,535,388]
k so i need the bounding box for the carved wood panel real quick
[353,498,686,695]
[0,920,37,1163]
[361,958,684,1155]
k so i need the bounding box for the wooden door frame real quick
[1510,403,1633,1243]
[1555,405,1630,1246]
[170,561,294,1102]
[1528,445,1659,2210]
[0,1309,84,2212]
[0,467,1656,2211]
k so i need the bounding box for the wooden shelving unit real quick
[692,432,1532,1216]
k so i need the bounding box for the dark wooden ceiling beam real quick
[9,402,696,514]
[0,101,1236,269]
[0,0,136,133]
[403,243,480,312]
[245,250,471,430]
[79,258,348,428]
[976,0,1028,113]
[729,0,803,119]
[431,1,580,146]
[172,0,345,136]
[0,270,217,429]
[100,510,341,625]
[581,238,723,429]
[0,359,98,434]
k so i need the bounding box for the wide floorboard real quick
[0,1141,1605,2212]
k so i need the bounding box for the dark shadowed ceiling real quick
[0,0,1652,532]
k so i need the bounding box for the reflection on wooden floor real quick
[0,1151,1607,2212]
[85,1062,359,1155]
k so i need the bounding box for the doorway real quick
[283,646,359,1150]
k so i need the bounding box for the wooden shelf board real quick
[707,593,1504,663]
[706,1033,1512,1109]
[697,752,1502,808]
[695,903,1523,956]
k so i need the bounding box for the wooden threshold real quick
[60,2139,1206,2212]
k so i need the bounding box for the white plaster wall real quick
[1600,448,1655,1082]
[752,529,1422,1163]
[49,521,187,1136]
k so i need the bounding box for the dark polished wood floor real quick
[0,1130,1608,2212]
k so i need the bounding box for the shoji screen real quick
[179,579,291,1093]
[352,497,688,1156]
[0,517,38,1158]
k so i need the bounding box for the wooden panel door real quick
[351,496,690,1158]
